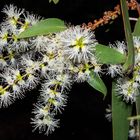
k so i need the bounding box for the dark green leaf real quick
[95,44,126,64]
[18,18,67,38]
[112,81,132,140]
[88,70,107,96]
[133,17,140,36]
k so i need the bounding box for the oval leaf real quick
[112,81,132,140]
[133,17,140,36]
[88,70,107,97]
[18,18,67,38]
[95,44,126,64]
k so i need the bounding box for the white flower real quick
[133,36,140,50]
[42,78,58,89]
[116,78,139,103]
[32,103,50,119]
[49,98,66,112]
[2,5,24,26]
[94,65,101,74]
[133,36,140,64]
[39,78,68,113]
[23,12,42,25]
[2,4,24,18]
[16,40,29,52]
[109,41,126,55]
[107,64,123,77]
[40,87,67,110]
[56,74,72,90]
[129,120,139,139]
[31,115,59,135]
[0,60,7,71]
[0,73,15,85]
[129,129,137,139]
[75,70,90,82]
[0,68,21,86]
[8,68,25,87]
[135,74,140,83]
[128,128,139,140]
[40,88,55,100]
[59,26,97,62]
[12,84,24,99]
[88,55,102,74]
[105,104,112,122]
[0,27,9,46]
[0,25,26,51]
[31,36,48,51]
[21,54,40,73]
[0,88,13,108]
[24,74,39,90]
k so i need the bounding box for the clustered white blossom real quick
[113,37,140,103]
[0,5,103,135]
[1,4,140,136]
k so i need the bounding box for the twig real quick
[82,0,138,30]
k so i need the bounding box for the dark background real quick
[0,0,138,140]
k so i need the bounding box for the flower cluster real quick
[0,5,102,135]
[112,37,140,103]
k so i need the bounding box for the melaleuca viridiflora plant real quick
[0,0,140,139]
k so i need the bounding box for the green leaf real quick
[133,17,140,36]
[112,81,132,140]
[120,0,134,74]
[88,70,107,97]
[95,44,126,64]
[18,18,67,38]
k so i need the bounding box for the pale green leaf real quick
[112,81,132,140]
[88,70,107,96]
[95,44,126,64]
[18,18,67,38]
